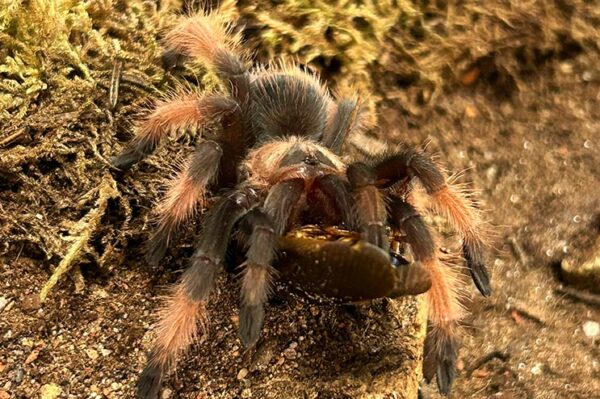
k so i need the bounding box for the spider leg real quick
[164,11,251,103]
[322,98,360,153]
[112,93,237,170]
[347,162,389,250]
[145,140,223,266]
[388,197,463,395]
[373,148,491,296]
[238,179,305,346]
[137,188,258,399]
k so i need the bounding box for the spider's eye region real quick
[303,155,319,166]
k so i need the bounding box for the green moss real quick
[237,0,420,105]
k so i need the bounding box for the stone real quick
[583,321,599,338]
[40,383,62,399]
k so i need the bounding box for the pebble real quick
[21,294,41,311]
[531,363,543,375]
[237,368,249,380]
[583,321,599,338]
[0,389,8,399]
[161,388,173,399]
[40,383,62,399]
[241,388,252,398]
[559,62,573,74]
[85,349,99,360]
[100,348,112,357]
[13,367,23,383]
[582,71,593,82]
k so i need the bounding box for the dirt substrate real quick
[1,1,600,398]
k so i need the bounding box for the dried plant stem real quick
[39,174,119,302]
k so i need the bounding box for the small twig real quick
[555,286,600,307]
[467,351,510,376]
[507,235,529,265]
[507,301,545,325]
[0,127,27,147]
[109,59,123,109]
[39,174,119,302]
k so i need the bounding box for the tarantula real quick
[111,10,491,399]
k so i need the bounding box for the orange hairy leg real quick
[388,197,464,395]
[146,140,223,265]
[373,147,491,296]
[112,93,237,170]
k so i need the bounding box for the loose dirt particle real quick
[237,368,249,380]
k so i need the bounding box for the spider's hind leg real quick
[164,11,251,102]
[388,196,464,395]
[322,94,371,154]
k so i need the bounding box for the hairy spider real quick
[111,10,491,399]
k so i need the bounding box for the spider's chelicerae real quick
[112,10,491,399]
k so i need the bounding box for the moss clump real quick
[0,0,178,267]
[237,0,419,106]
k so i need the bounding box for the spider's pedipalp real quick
[112,93,237,170]
[146,139,223,265]
[372,148,491,296]
[347,162,389,250]
[388,196,464,395]
[238,179,304,346]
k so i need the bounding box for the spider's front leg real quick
[138,188,258,399]
[388,197,463,395]
[112,93,238,170]
[146,139,222,265]
[373,147,491,296]
[237,178,305,346]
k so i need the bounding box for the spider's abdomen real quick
[250,72,332,140]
